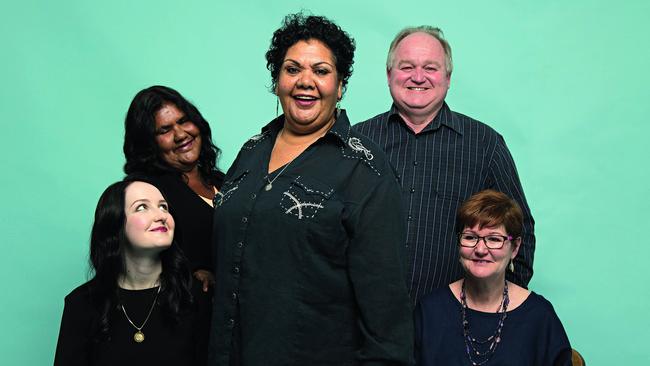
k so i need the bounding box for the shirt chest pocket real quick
[214,170,249,207]
[279,176,334,220]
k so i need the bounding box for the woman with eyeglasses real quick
[415,189,572,366]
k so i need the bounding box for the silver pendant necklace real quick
[265,129,296,191]
[265,160,293,191]
[120,285,161,343]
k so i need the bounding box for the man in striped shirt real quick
[354,26,535,304]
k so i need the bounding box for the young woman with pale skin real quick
[54,179,210,365]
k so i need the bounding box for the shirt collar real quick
[388,102,463,135]
[261,109,352,145]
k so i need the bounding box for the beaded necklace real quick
[460,279,509,366]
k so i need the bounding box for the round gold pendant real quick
[134,331,145,343]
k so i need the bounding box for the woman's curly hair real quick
[265,13,356,95]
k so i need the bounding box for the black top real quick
[54,280,211,366]
[415,287,572,366]
[208,111,413,366]
[135,172,224,272]
[354,103,535,303]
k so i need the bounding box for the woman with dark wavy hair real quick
[123,85,224,291]
[54,177,210,365]
[209,13,412,366]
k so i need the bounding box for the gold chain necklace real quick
[120,286,161,343]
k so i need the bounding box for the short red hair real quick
[456,189,523,238]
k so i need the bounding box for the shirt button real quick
[410,188,415,193]
[407,215,413,221]
[241,217,248,223]
[233,266,240,274]
[250,193,256,200]
[231,292,238,300]
[228,318,235,328]
[413,161,418,166]
[236,241,244,248]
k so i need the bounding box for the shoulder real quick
[418,286,455,311]
[353,110,392,133]
[526,292,560,314]
[516,291,566,328]
[241,130,272,151]
[63,281,95,310]
[445,108,503,141]
[343,128,394,178]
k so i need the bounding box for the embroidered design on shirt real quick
[282,192,324,219]
[279,177,332,220]
[214,171,249,207]
[348,137,374,161]
[242,131,269,150]
[341,136,380,176]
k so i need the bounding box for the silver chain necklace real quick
[120,285,161,343]
[264,127,328,191]
[265,160,293,191]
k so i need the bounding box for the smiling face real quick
[154,103,202,172]
[387,32,451,125]
[276,39,342,136]
[124,181,175,253]
[459,224,520,281]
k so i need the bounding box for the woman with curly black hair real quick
[54,177,211,365]
[123,85,225,291]
[209,13,413,366]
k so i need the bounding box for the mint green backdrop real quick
[1,0,648,364]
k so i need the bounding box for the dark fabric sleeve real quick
[53,292,92,366]
[487,136,535,287]
[191,280,212,366]
[413,303,423,366]
[542,300,573,366]
[346,171,414,366]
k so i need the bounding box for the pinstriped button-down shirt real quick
[354,103,535,304]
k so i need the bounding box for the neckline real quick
[446,285,533,315]
[119,286,161,293]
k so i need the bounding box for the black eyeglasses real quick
[458,232,514,249]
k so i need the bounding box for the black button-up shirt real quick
[354,103,535,304]
[209,111,413,366]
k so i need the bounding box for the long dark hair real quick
[88,177,192,340]
[123,85,222,185]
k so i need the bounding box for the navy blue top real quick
[355,103,535,304]
[415,287,572,366]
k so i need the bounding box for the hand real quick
[193,270,215,292]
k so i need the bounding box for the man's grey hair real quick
[386,26,453,76]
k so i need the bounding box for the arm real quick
[413,303,423,366]
[53,293,92,366]
[346,171,414,366]
[487,136,535,287]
